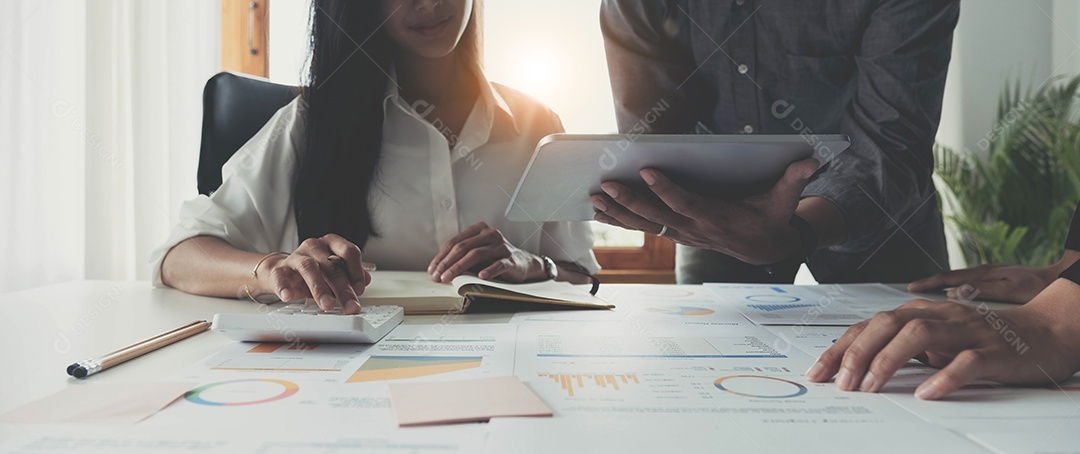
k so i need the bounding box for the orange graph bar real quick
[538,373,640,397]
[247,343,281,353]
[606,374,619,390]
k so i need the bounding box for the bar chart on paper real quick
[341,324,518,383]
[520,360,920,425]
[537,373,641,397]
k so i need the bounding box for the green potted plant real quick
[935,75,1080,267]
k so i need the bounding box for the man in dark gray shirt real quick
[592,0,959,284]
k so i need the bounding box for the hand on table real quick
[805,297,1080,400]
[428,222,545,283]
[257,234,371,314]
[908,264,1058,304]
[590,158,819,265]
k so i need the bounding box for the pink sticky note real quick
[388,376,552,427]
[1,382,196,424]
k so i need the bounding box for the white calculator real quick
[212,303,404,344]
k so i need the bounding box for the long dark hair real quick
[296,0,484,247]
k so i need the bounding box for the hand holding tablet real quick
[505,134,850,265]
[594,158,820,265]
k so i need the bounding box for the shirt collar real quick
[384,65,521,136]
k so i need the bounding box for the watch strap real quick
[1060,260,1080,286]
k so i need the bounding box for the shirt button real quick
[441,199,453,209]
[743,125,754,134]
[735,0,746,5]
[737,64,749,75]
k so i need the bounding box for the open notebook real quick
[355,271,614,315]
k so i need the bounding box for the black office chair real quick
[197,72,298,195]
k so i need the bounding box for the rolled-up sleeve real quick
[803,0,959,253]
[601,0,703,134]
[149,97,306,286]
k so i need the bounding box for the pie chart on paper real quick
[645,306,715,316]
[713,375,808,399]
[184,378,299,406]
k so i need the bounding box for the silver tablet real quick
[505,134,850,222]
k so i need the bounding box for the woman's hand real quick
[427,222,545,283]
[257,234,371,314]
[908,264,1058,304]
[805,292,1080,400]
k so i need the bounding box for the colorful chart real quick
[346,356,483,383]
[745,295,803,304]
[713,375,808,399]
[645,306,715,316]
[747,303,816,312]
[184,378,299,406]
[246,343,319,353]
[538,373,640,397]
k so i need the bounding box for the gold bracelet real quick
[252,252,289,280]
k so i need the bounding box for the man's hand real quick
[909,264,1061,304]
[806,290,1080,400]
[591,158,819,265]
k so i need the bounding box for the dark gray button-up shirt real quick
[601,0,958,280]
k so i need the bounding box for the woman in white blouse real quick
[154,0,599,314]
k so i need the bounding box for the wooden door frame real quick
[222,0,270,77]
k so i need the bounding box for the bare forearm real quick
[160,236,270,298]
[1052,250,1080,275]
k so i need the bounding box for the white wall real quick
[937,0,1080,155]
[935,0,1080,268]
[269,0,311,86]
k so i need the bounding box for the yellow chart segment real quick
[538,373,640,397]
[346,356,483,383]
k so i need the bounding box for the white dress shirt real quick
[151,70,599,286]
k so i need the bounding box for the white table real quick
[0,280,518,418]
[0,280,1072,454]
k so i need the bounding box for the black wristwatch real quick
[540,255,559,281]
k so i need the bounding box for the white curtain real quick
[0,0,220,293]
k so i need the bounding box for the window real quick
[222,0,675,283]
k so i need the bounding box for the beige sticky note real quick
[1,382,196,424]
[388,376,552,427]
